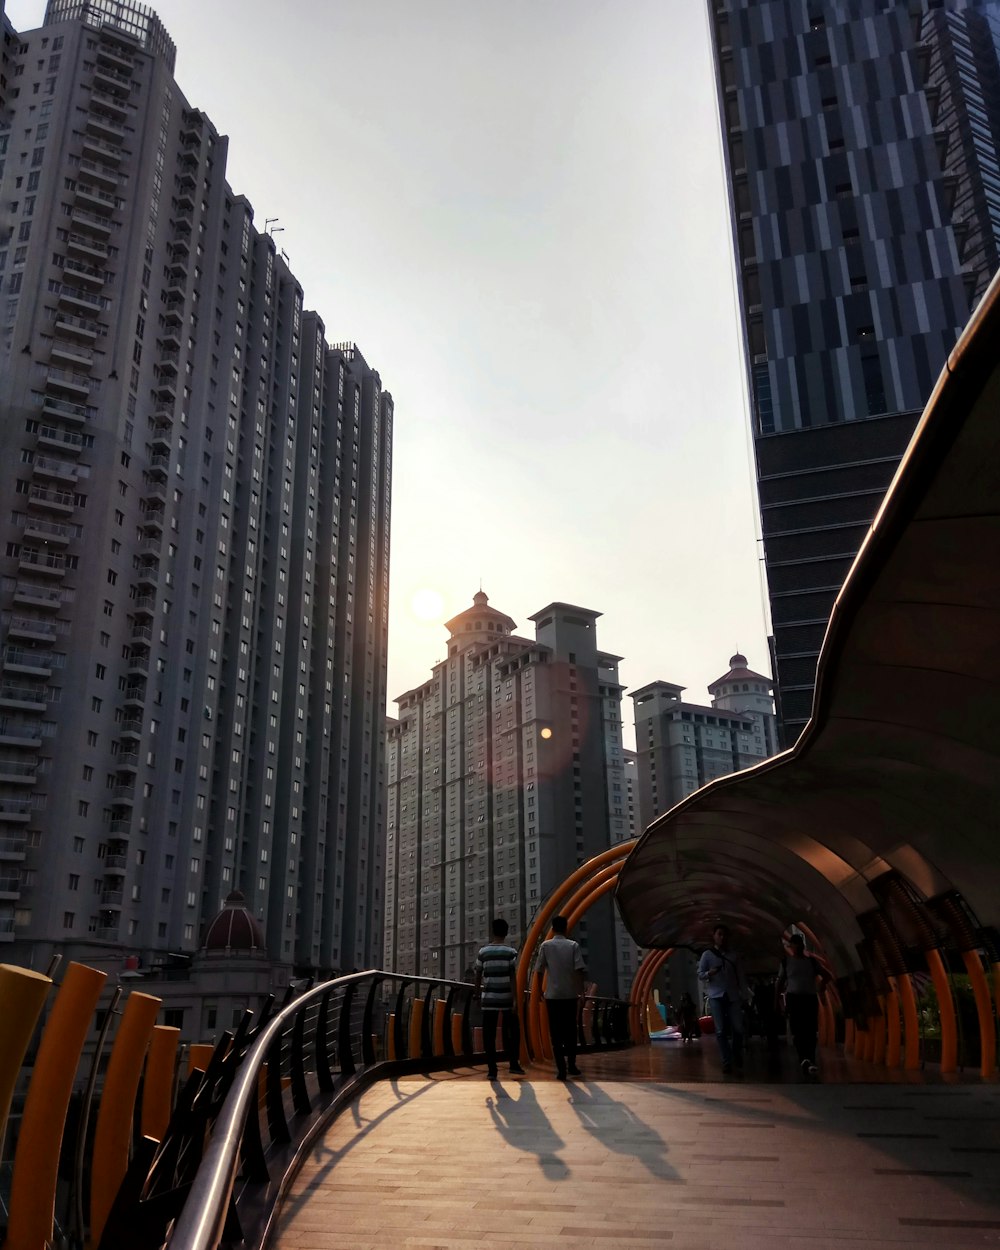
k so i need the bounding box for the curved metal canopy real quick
[616,268,1000,971]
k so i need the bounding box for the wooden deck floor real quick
[274,1043,1000,1250]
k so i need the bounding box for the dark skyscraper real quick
[709,0,1000,744]
[0,0,391,975]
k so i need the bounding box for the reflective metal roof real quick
[616,268,1000,972]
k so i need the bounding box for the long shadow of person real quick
[486,1079,570,1180]
[567,1082,677,1181]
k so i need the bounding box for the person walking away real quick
[536,914,586,1080]
[679,992,699,1043]
[474,918,525,1079]
[777,933,830,1076]
[697,924,748,1074]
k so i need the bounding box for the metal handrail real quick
[167,970,472,1250]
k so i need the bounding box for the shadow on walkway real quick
[486,1076,569,1180]
[567,1080,678,1181]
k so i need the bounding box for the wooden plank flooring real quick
[275,1049,1000,1250]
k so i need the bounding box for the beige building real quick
[385,594,627,995]
[631,654,777,832]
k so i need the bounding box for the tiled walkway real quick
[275,1052,1000,1250]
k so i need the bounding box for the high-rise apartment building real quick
[612,747,641,995]
[709,0,1000,745]
[385,594,626,994]
[631,654,776,830]
[0,0,392,976]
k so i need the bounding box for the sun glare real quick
[411,588,445,622]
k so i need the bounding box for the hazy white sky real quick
[9,0,770,745]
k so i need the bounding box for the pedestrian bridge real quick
[2,271,1000,1250]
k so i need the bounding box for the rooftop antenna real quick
[264,216,280,235]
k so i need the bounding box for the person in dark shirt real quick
[474,918,525,1080]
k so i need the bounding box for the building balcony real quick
[131,593,156,617]
[0,760,38,786]
[0,683,47,711]
[0,834,27,860]
[89,89,128,120]
[116,750,139,771]
[103,851,128,872]
[171,235,191,259]
[107,812,132,833]
[2,647,54,678]
[78,157,118,189]
[27,484,75,514]
[0,797,33,822]
[96,43,134,73]
[126,652,149,674]
[6,617,56,645]
[0,718,44,747]
[159,320,181,347]
[142,478,167,504]
[140,505,164,530]
[57,285,106,314]
[44,370,92,401]
[139,534,162,556]
[158,350,180,374]
[63,257,107,288]
[175,190,195,213]
[11,583,63,611]
[81,132,124,164]
[74,182,118,214]
[49,341,94,370]
[110,783,135,803]
[0,917,14,941]
[95,925,120,941]
[147,452,170,476]
[100,888,124,908]
[162,299,184,324]
[155,377,178,402]
[134,562,159,587]
[116,719,142,739]
[32,455,78,483]
[131,622,153,644]
[18,550,66,578]
[54,311,100,341]
[22,516,71,545]
[85,113,125,143]
[121,686,145,707]
[69,204,114,237]
[0,875,21,899]
[37,425,85,455]
[93,64,131,96]
[149,422,172,449]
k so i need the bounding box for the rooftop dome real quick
[202,890,266,954]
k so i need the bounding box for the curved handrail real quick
[165,969,472,1250]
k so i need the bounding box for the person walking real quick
[536,914,586,1080]
[474,918,525,1079]
[678,992,699,1043]
[777,933,830,1076]
[697,923,748,1074]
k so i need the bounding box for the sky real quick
[8,0,770,746]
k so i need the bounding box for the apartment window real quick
[63,912,75,928]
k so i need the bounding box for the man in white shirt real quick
[536,914,586,1080]
[697,923,748,1074]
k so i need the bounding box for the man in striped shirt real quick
[474,918,526,1080]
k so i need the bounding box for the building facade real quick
[631,654,776,831]
[0,0,391,978]
[612,747,642,995]
[385,594,626,994]
[709,0,1000,744]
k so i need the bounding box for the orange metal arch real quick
[629,947,672,1043]
[924,947,958,1074]
[527,864,628,1062]
[516,842,636,1064]
[960,950,997,1078]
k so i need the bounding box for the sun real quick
[411,588,445,622]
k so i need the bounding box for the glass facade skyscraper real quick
[709,0,1000,744]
